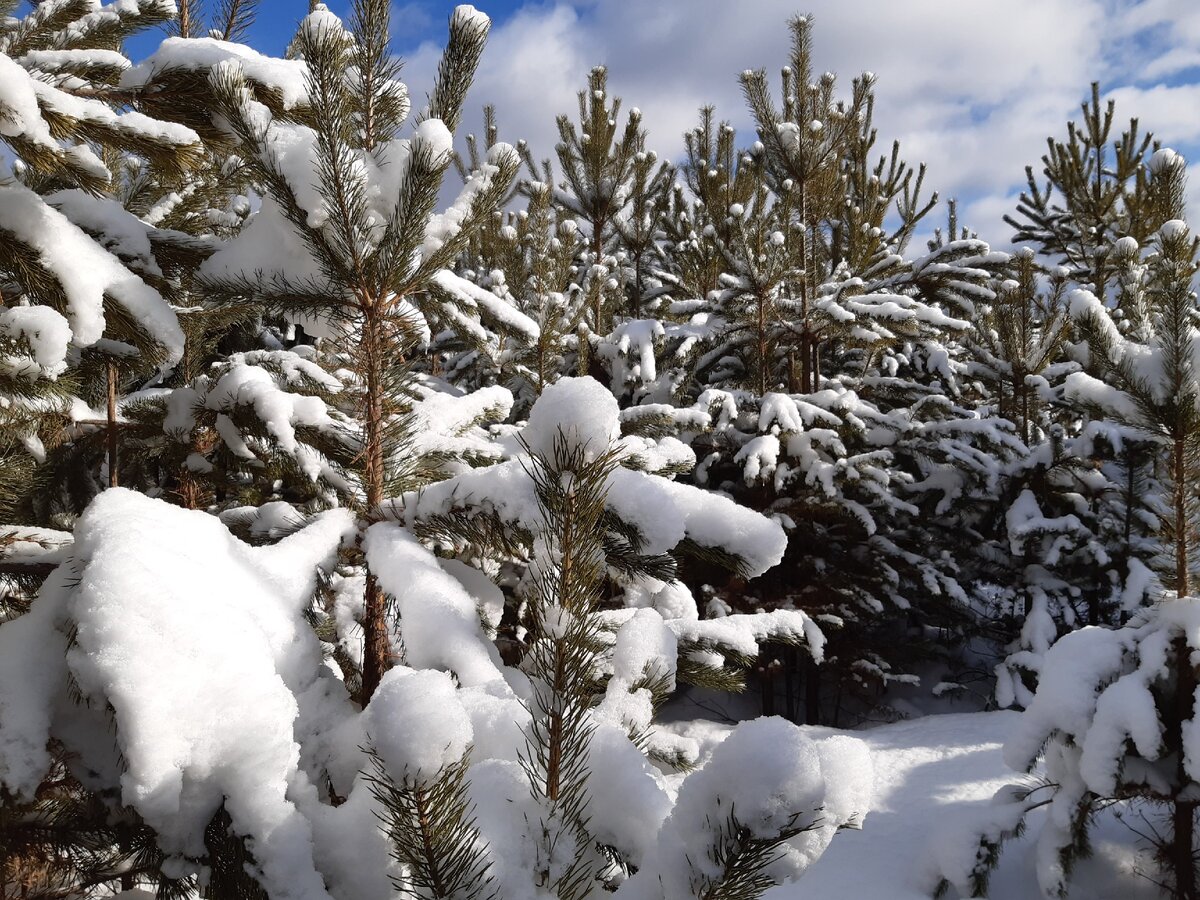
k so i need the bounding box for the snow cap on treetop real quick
[522,376,620,463]
[367,667,474,780]
[452,5,490,30]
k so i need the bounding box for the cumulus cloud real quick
[398,0,1200,243]
[390,2,435,40]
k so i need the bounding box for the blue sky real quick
[123,1,1200,247]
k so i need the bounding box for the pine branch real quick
[366,748,497,900]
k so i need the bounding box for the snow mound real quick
[0,490,355,900]
[366,667,473,780]
[523,375,621,461]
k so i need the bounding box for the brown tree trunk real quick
[543,483,577,804]
[1174,436,1197,899]
[537,336,547,395]
[797,178,811,397]
[798,331,809,395]
[756,289,768,397]
[1175,706,1198,900]
[631,249,642,320]
[360,305,391,704]
[117,823,134,892]
[1019,374,1030,446]
[106,361,119,488]
[759,657,775,717]
[592,224,606,339]
[1176,437,1190,598]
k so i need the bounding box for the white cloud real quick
[1106,83,1200,145]
[390,2,434,40]
[397,0,1200,243]
[1111,0,1200,80]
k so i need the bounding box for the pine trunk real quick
[117,823,134,892]
[756,289,768,397]
[106,361,119,488]
[540,482,579,806]
[1174,436,1197,899]
[592,225,605,339]
[631,249,642,320]
[360,305,391,703]
[1019,375,1030,447]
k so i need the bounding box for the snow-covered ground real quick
[673,711,1160,900]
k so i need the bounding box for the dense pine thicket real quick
[2,1,1200,899]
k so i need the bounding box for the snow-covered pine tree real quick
[441,166,578,413]
[22,165,253,519]
[653,15,1010,721]
[0,1,209,890]
[1065,213,1200,887]
[740,12,940,394]
[0,0,197,537]
[981,97,1189,707]
[0,378,870,899]
[969,249,1072,448]
[613,143,673,321]
[679,115,796,398]
[634,109,755,409]
[323,378,866,899]
[819,216,1018,708]
[1008,81,1186,303]
[514,395,628,895]
[80,3,365,515]
[166,1,519,701]
[971,249,1159,708]
[594,148,675,405]
[488,179,580,408]
[551,65,669,374]
[24,185,233,518]
[420,108,559,397]
[118,345,361,514]
[659,108,742,308]
[405,377,826,710]
[930,204,1200,900]
[6,0,281,522]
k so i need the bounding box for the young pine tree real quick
[551,66,669,370]
[0,0,196,532]
[937,180,1200,900]
[185,1,519,701]
[976,89,1185,710]
[1008,81,1185,302]
[664,16,1008,721]
[0,2,211,891]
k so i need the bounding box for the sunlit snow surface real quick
[665,711,1158,900]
